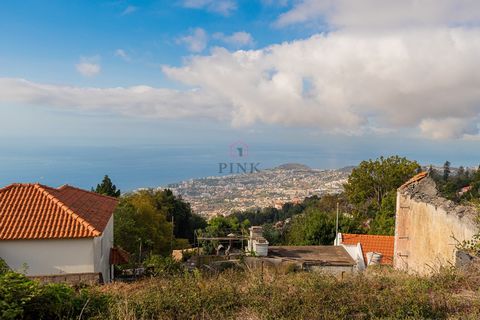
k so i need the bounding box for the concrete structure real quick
[267,245,356,274]
[338,241,366,271]
[0,183,118,282]
[394,173,479,275]
[247,226,269,256]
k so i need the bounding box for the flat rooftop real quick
[268,245,355,266]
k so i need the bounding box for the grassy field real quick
[99,265,480,320]
[3,264,480,319]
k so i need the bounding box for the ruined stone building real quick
[394,172,479,275]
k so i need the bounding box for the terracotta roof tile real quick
[0,183,118,240]
[341,233,394,266]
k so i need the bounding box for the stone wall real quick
[28,272,102,285]
[394,176,479,275]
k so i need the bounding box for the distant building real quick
[335,233,394,270]
[0,183,118,282]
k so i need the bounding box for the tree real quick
[93,175,121,197]
[458,166,465,178]
[344,156,420,217]
[369,190,396,235]
[114,192,173,259]
[150,189,207,242]
[285,206,361,246]
[443,161,451,182]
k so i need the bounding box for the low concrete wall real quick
[28,272,102,285]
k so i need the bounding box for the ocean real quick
[0,143,362,191]
[1,140,479,191]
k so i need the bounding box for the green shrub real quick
[0,271,110,320]
[0,272,39,320]
[144,255,185,276]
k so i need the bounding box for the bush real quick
[0,271,110,320]
[0,272,39,320]
[144,255,185,277]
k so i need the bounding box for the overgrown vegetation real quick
[8,266,479,319]
[0,271,109,320]
[4,260,480,319]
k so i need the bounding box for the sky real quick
[1,0,480,190]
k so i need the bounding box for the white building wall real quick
[93,216,114,282]
[0,238,94,276]
[341,243,366,271]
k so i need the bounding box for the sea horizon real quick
[2,141,479,192]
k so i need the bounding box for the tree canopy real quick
[93,175,121,197]
[114,189,207,261]
[114,191,173,259]
[344,156,420,217]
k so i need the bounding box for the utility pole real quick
[335,201,339,245]
[170,216,174,253]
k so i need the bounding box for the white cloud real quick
[75,57,101,77]
[4,28,480,139]
[177,28,208,52]
[275,0,480,28]
[420,118,479,140]
[181,0,237,16]
[0,78,228,120]
[213,31,254,48]
[5,1,480,140]
[163,28,480,138]
[114,49,131,61]
[121,5,137,15]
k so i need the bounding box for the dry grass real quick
[95,266,480,320]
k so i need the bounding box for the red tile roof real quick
[0,183,118,240]
[340,233,394,266]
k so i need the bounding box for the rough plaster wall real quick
[394,193,478,275]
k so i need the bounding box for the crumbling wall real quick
[394,177,479,275]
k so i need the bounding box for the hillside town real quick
[3,1,480,318]
[165,164,352,217]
